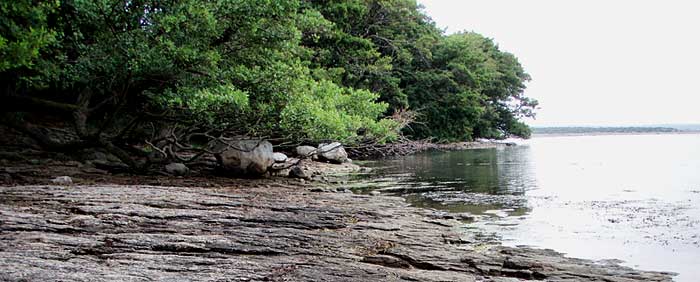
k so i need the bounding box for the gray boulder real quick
[165,163,189,176]
[317,142,348,164]
[295,145,317,159]
[273,152,288,163]
[215,139,275,176]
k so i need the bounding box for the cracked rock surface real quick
[0,184,674,281]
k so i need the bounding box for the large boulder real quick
[214,139,275,176]
[295,145,317,159]
[317,142,348,164]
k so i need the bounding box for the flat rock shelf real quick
[0,183,674,281]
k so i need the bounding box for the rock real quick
[317,142,348,164]
[214,139,275,176]
[82,149,121,163]
[89,159,130,172]
[273,152,288,163]
[269,163,291,177]
[81,149,130,172]
[0,173,12,184]
[165,163,189,176]
[289,166,310,180]
[432,212,475,221]
[361,255,411,269]
[270,163,288,170]
[285,157,300,165]
[295,145,317,159]
[84,150,108,162]
[147,151,167,163]
[50,176,72,185]
[0,184,676,282]
[369,191,381,196]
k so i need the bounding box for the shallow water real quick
[357,134,700,281]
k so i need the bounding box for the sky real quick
[417,0,700,126]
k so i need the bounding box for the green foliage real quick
[0,0,60,86]
[301,1,536,140]
[280,79,398,142]
[1,0,537,147]
[406,32,537,140]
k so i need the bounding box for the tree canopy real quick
[1,0,538,169]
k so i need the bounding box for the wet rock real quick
[317,142,347,164]
[431,212,475,221]
[273,152,288,163]
[165,163,189,176]
[214,139,275,176]
[50,176,72,185]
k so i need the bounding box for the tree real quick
[1,0,537,173]
[405,32,537,140]
[1,0,398,171]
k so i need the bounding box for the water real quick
[356,134,700,281]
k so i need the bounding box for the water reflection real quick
[358,146,538,214]
[355,134,700,282]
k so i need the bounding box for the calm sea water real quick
[358,134,700,281]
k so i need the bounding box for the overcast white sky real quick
[417,0,700,126]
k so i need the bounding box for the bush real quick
[280,79,398,143]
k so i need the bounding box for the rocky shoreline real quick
[0,167,675,281]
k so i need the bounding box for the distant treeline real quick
[532,127,681,135]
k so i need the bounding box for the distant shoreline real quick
[532,131,700,137]
[530,125,700,137]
